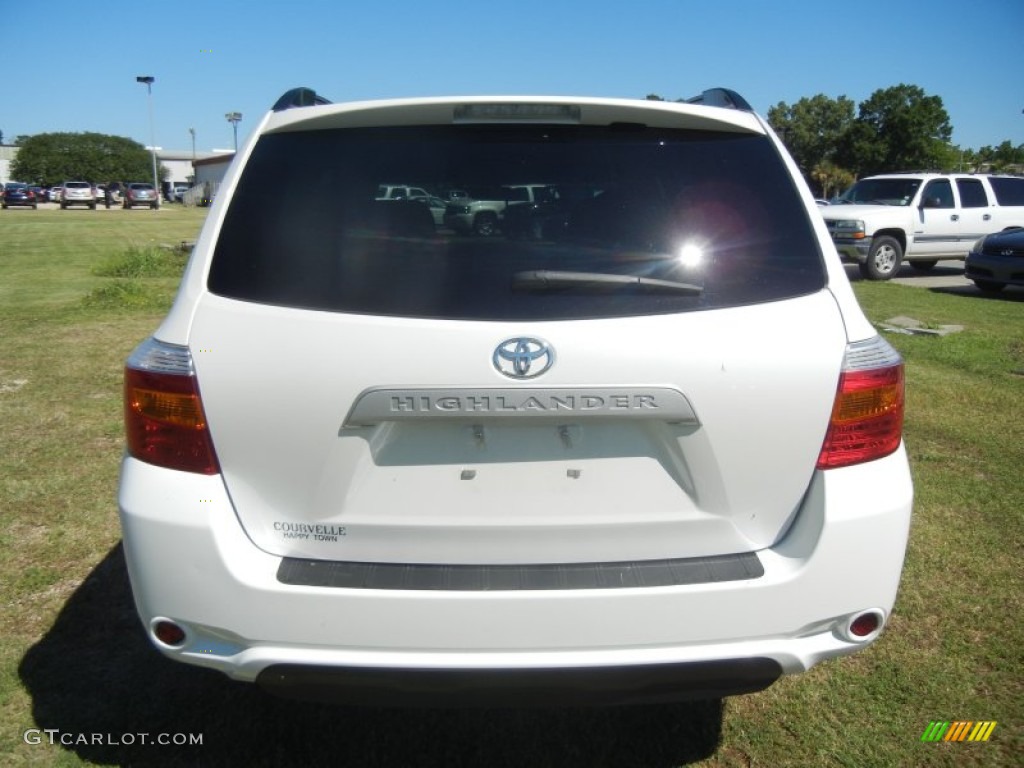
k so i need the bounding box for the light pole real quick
[189,127,196,162]
[136,76,159,204]
[225,112,242,151]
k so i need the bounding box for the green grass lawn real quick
[1,207,1021,766]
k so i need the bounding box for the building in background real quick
[187,151,235,206]
[0,144,18,185]
[156,149,231,186]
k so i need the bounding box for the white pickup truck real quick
[442,184,559,236]
[821,173,1024,279]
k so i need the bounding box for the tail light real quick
[124,338,220,474]
[817,336,904,469]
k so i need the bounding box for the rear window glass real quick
[989,177,1024,206]
[209,124,826,320]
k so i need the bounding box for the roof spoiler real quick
[272,87,332,112]
[685,88,752,112]
[268,86,749,113]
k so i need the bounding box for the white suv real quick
[60,181,96,209]
[119,87,913,706]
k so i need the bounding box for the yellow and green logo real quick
[921,721,997,742]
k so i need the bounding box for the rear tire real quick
[859,236,903,280]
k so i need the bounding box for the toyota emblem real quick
[493,338,554,379]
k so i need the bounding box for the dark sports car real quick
[965,228,1024,293]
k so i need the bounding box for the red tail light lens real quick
[817,337,904,469]
[124,339,219,474]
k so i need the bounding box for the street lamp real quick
[136,76,159,205]
[189,127,196,162]
[225,111,242,151]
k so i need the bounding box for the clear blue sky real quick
[3,0,1022,154]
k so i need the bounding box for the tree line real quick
[649,84,1024,198]
[8,132,166,188]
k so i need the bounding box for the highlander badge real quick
[493,338,553,379]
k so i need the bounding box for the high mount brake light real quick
[124,338,219,475]
[453,103,582,123]
[817,337,905,470]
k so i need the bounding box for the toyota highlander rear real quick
[118,87,912,706]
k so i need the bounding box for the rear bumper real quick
[256,658,782,707]
[118,447,912,703]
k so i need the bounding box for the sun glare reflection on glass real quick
[677,243,704,269]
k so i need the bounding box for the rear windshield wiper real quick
[513,270,703,295]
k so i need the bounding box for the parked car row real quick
[1,181,161,209]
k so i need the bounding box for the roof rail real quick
[272,87,332,112]
[685,88,752,112]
